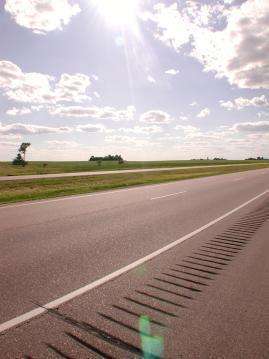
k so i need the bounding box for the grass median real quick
[1,163,268,205]
[0,159,268,176]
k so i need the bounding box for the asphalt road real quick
[0,168,268,357]
[0,162,266,181]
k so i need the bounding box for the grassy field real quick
[1,163,268,205]
[0,159,268,176]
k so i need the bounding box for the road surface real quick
[0,168,268,358]
[0,162,267,181]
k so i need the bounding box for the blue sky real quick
[0,0,268,160]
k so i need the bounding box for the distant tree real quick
[118,155,124,164]
[19,142,31,161]
[89,154,124,162]
[12,142,31,166]
[12,153,26,166]
[245,156,264,160]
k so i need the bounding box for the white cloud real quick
[0,141,18,148]
[257,111,269,120]
[105,135,150,147]
[147,1,269,89]
[172,124,259,158]
[169,120,269,159]
[92,75,99,81]
[31,105,44,111]
[179,115,188,121]
[190,101,198,106]
[0,60,54,103]
[197,107,210,118]
[0,133,22,140]
[147,75,156,84]
[47,140,80,148]
[76,124,106,133]
[220,95,269,110]
[6,107,32,116]
[232,121,269,133]
[146,3,192,50]
[140,110,172,124]
[0,122,72,135]
[118,125,163,134]
[55,73,91,103]
[6,72,55,103]
[175,124,201,138]
[0,60,91,105]
[0,60,23,88]
[5,0,81,34]
[105,135,133,143]
[165,68,179,75]
[51,105,135,121]
[219,100,234,111]
[93,91,101,99]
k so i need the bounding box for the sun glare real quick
[93,0,141,30]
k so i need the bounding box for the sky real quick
[0,0,268,161]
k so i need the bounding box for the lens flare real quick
[93,0,141,31]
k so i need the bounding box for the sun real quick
[93,0,141,30]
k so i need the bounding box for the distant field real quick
[0,159,268,176]
[1,163,269,205]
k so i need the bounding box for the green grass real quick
[1,163,268,205]
[0,159,268,176]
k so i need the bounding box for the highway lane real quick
[0,168,268,328]
[0,181,268,358]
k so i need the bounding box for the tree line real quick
[245,156,265,160]
[89,154,124,164]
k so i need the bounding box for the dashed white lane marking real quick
[1,167,268,210]
[0,182,179,210]
[151,191,187,200]
[0,189,268,334]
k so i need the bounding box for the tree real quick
[12,153,26,166]
[12,142,31,166]
[118,155,124,164]
[19,142,31,161]
[89,154,124,162]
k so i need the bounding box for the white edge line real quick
[151,191,187,200]
[0,189,268,334]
